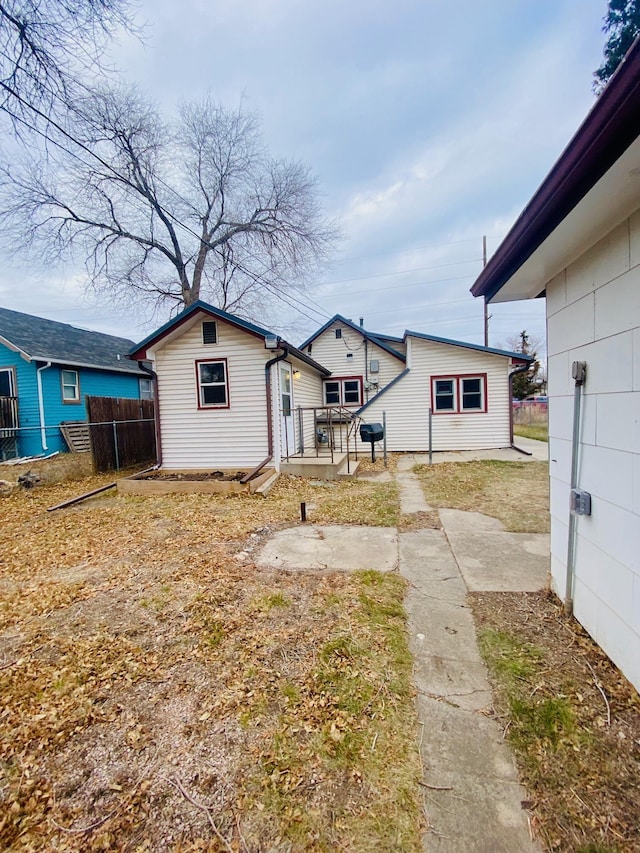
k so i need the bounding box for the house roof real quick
[299,314,406,362]
[406,330,532,362]
[0,306,143,374]
[471,37,640,304]
[129,300,331,376]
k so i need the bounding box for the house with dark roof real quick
[129,301,332,475]
[0,306,148,459]
[471,38,640,691]
[300,315,530,451]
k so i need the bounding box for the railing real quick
[0,395,18,433]
[281,406,363,473]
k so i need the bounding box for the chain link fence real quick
[0,418,156,472]
[513,400,549,426]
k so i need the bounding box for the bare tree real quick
[0,0,133,129]
[0,88,338,317]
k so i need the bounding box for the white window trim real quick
[61,369,80,403]
[432,374,487,414]
[323,377,363,407]
[196,358,229,409]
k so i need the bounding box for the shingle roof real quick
[129,300,332,376]
[0,306,143,374]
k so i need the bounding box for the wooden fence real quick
[86,396,156,473]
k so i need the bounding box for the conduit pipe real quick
[265,344,289,465]
[138,361,162,467]
[564,361,587,617]
[36,361,52,452]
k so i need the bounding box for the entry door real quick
[280,364,295,457]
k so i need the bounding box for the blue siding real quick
[0,341,142,457]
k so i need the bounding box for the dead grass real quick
[0,451,94,485]
[514,424,549,442]
[471,591,640,853]
[413,459,550,533]
[0,469,423,851]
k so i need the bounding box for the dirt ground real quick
[0,468,421,852]
[470,590,640,853]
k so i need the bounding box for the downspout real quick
[265,344,289,466]
[138,361,162,468]
[564,361,587,617]
[36,361,52,452]
[508,362,533,456]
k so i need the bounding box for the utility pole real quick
[482,235,490,346]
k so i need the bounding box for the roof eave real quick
[471,37,640,302]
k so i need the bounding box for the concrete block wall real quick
[546,214,640,691]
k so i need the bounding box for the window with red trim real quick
[431,375,486,413]
[197,359,229,408]
[323,377,362,406]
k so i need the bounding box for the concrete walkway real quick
[256,440,548,851]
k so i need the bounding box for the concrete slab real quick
[439,510,549,593]
[399,526,541,851]
[397,471,433,513]
[397,437,548,467]
[256,524,398,573]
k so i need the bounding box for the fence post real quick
[112,420,120,472]
[383,411,387,467]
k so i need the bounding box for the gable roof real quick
[129,300,331,376]
[471,37,640,304]
[0,306,143,374]
[406,330,532,362]
[299,314,406,362]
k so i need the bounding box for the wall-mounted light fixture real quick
[293,369,301,380]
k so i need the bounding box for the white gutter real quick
[36,361,52,452]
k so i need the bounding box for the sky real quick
[0,0,609,355]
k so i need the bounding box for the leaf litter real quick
[0,469,423,851]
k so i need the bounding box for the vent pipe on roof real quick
[359,317,364,327]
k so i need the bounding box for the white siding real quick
[289,357,323,453]
[358,336,513,451]
[153,317,271,469]
[306,320,405,404]
[546,212,640,691]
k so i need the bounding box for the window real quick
[335,328,342,339]
[323,377,362,407]
[61,369,79,403]
[431,375,486,414]
[196,359,229,408]
[202,321,217,344]
[139,377,154,400]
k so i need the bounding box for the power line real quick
[317,257,482,288]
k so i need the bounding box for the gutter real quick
[509,362,533,456]
[138,362,162,467]
[36,361,52,452]
[265,344,289,468]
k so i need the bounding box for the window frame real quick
[61,368,80,404]
[431,373,487,414]
[195,358,230,410]
[139,377,154,400]
[323,375,363,408]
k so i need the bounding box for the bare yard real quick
[0,469,423,852]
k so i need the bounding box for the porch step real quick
[280,452,360,481]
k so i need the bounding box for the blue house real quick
[0,307,150,459]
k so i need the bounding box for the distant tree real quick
[507,330,543,400]
[0,89,338,318]
[0,0,133,130]
[594,0,640,93]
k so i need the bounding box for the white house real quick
[301,315,531,452]
[299,315,407,407]
[471,39,640,691]
[129,302,330,473]
[356,331,529,451]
